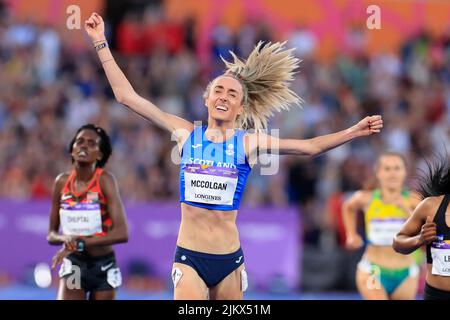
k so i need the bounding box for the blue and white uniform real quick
[173,124,251,290]
[179,124,251,210]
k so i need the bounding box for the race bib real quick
[184,164,238,205]
[59,202,102,236]
[431,239,450,276]
[368,218,406,246]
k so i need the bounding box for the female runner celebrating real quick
[85,12,383,299]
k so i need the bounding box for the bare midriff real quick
[177,202,240,254]
[365,245,415,269]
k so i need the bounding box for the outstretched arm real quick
[84,13,193,142]
[246,115,383,158]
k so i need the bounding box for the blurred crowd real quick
[0,1,449,255]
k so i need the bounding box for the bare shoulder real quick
[418,195,444,211]
[54,172,70,188]
[170,117,194,141]
[408,191,424,207]
[414,195,444,219]
[352,190,372,204]
[99,170,117,186]
[342,190,372,212]
[50,172,70,199]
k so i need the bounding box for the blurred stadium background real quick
[0,0,449,299]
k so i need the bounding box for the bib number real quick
[184,164,238,206]
[59,203,102,236]
[431,242,450,276]
[368,219,405,246]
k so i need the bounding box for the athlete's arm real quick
[409,191,424,213]
[246,116,382,158]
[82,171,128,248]
[47,173,76,251]
[342,190,369,250]
[84,13,193,144]
[393,197,437,255]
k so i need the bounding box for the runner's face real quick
[71,129,102,165]
[376,155,406,190]
[205,76,244,124]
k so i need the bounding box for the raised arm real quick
[246,115,382,159]
[393,197,438,255]
[84,13,193,142]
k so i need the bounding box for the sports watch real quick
[76,239,86,252]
